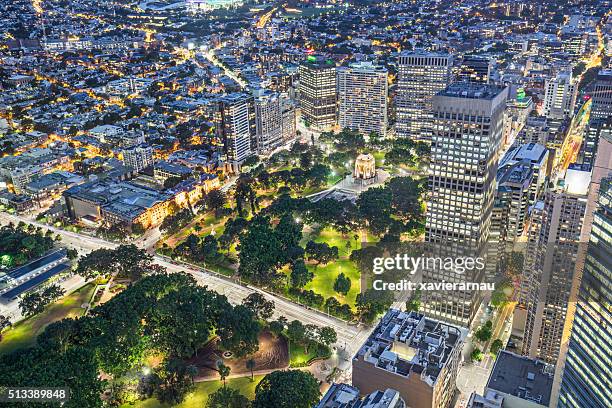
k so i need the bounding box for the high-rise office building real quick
[298,56,337,130]
[579,118,611,169]
[253,89,283,154]
[543,71,578,120]
[502,89,534,148]
[521,168,589,365]
[122,144,154,173]
[589,69,612,121]
[459,55,492,84]
[423,83,508,326]
[396,51,453,141]
[549,132,612,404]
[517,116,551,146]
[558,177,611,408]
[216,93,255,169]
[337,61,388,137]
[580,128,612,241]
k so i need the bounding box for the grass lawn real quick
[121,376,263,408]
[313,227,361,258]
[161,211,228,248]
[305,259,360,308]
[289,342,318,367]
[301,173,344,196]
[207,263,235,277]
[0,283,95,355]
[298,227,363,308]
[373,151,386,167]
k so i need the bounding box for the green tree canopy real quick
[253,370,320,408]
[207,386,250,408]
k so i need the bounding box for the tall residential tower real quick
[337,61,388,137]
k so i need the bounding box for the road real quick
[553,99,591,181]
[199,43,248,88]
[0,212,369,357]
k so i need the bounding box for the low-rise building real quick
[467,390,504,408]
[352,309,466,408]
[485,351,554,408]
[317,383,405,408]
[25,171,84,204]
[153,161,193,182]
[63,180,173,230]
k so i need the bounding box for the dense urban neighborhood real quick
[0,0,610,407]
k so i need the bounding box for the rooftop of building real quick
[300,54,336,68]
[154,160,193,176]
[437,83,505,100]
[497,161,534,188]
[500,142,548,168]
[316,383,360,407]
[217,92,252,104]
[356,309,466,387]
[342,60,388,73]
[486,351,553,407]
[64,179,172,221]
[596,69,612,81]
[316,383,404,408]
[399,49,452,57]
[25,171,83,192]
[562,165,592,196]
[122,144,152,153]
[467,390,503,408]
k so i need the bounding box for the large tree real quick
[333,273,351,295]
[75,247,117,280]
[275,214,303,257]
[286,320,305,345]
[238,216,283,284]
[217,305,261,358]
[204,188,228,217]
[349,245,384,274]
[19,284,65,317]
[242,292,275,320]
[356,186,393,234]
[290,260,313,288]
[147,285,226,357]
[305,241,338,266]
[318,327,337,347]
[0,346,105,408]
[387,177,424,222]
[356,289,394,323]
[207,387,250,408]
[253,370,320,408]
[76,244,156,281]
[154,358,195,405]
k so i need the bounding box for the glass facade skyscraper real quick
[558,177,612,408]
